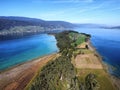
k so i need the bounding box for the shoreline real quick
[0,52,57,73]
[88,40,120,90]
[0,53,58,90]
[88,40,115,73]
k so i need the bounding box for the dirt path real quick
[0,54,57,90]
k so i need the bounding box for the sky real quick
[0,0,120,25]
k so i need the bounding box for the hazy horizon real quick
[0,0,120,25]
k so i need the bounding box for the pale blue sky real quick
[0,0,120,25]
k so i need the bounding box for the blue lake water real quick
[0,28,120,78]
[0,34,58,71]
[75,28,120,78]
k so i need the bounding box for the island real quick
[0,31,117,90]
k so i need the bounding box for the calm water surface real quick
[0,34,58,71]
[0,29,120,78]
[75,28,120,78]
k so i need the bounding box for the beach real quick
[0,54,58,90]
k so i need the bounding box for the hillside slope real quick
[0,16,75,40]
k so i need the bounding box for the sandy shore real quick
[0,54,58,90]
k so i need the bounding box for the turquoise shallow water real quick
[75,28,120,78]
[0,34,58,71]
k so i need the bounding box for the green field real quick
[69,32,88,46]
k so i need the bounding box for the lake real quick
[0,34,58,71]
[0,28,120,78]
[75,28,120,78]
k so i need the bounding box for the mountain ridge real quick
[0,16,74,31]
[0,16,75,40]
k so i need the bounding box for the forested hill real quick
[0,16,75,31]
[0,16,75,40]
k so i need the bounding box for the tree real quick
[85,73,100,90]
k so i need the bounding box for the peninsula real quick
[0,31,117,90]
[26,31,116,90]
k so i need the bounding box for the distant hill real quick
[106,26,120,29]
[75,23,106,28]
[0,16,74,31]
[0,16,45,22]
[0,16,75,40]
[113,26,120,29]
[75,23,120,30]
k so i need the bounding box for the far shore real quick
[0,53,58,90]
